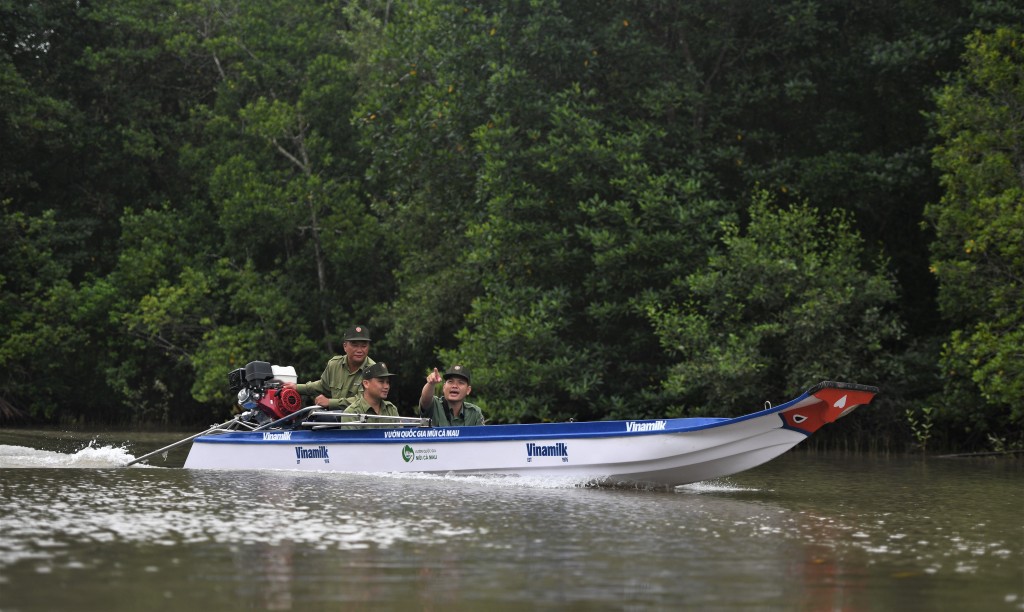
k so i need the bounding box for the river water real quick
[0,429,1020,611]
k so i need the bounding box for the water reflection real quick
[0,436,1020,610]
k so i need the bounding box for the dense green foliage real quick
[1,0,1021,451]
[647,194,905,415]
[924,27,1024,449]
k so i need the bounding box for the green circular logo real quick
[402,445,415,462]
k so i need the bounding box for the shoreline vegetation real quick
[2,2,1022,454]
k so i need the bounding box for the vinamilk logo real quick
[402,445,415,462]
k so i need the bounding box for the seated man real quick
[418,365,485,426]
[339,362,401,429]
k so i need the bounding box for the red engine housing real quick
[257,387,303,420]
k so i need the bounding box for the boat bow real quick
[778,381,880,435]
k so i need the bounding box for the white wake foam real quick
[0,443,138,468]
[676,479,759,493]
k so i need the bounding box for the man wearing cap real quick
[284,325,376,409]
[340,362,401,429]
[418,365,485,427]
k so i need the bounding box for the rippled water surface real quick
[0,429,1020,610]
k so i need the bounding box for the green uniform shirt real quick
[341,396,401,429]
[295,355,376,409]
[421,397,485,427]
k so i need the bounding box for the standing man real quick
[285,324,375,409]
[419,365,485,426]
[341,362,401,428]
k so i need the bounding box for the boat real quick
[147,363,878,487]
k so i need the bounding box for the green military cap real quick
[343,325,372,342]
[364,362,395,379]
[443,364,471,384]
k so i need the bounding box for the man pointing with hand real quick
[418,364,485,427]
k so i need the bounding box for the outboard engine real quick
[228,361,302,422]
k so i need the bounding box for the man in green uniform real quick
[341,362,401,429]
[284,325,375,409]
[418,364,485,426]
